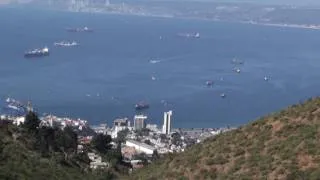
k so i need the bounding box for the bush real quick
[211,155,228,165]
[234,148,245,157]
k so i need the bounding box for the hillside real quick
[0,114,115,180]
[131,98,320,180]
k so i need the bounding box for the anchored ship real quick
[135,102,150,110]
[2,97,28,116]
[66,26,93,32]
[54,41,79,47]
[178,32,200,38]
[24,47,49,58]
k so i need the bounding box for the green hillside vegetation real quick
[0,112,117,180]
[131,98,320,180]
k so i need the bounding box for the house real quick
[88,152,109,169]
[13,116,25,126]
[121,146,137,160]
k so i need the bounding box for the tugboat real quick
[135,102,150,110]
[24,47,49,58]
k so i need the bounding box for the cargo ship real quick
[177,32,200,38]
[24,47,49,58]
[2,97,28,116]
[54,41,79,47]
[66,26,93,32]
[135,102,150,110]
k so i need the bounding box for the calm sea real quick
[1,7,320,128]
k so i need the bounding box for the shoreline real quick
[67,8,320,31]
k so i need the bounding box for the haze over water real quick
[1,7,320,128]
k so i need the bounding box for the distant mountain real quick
[131,98,320,179]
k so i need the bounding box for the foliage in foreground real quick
[131,97,320,180]
[0,112,115,180]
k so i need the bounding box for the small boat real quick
[233,68,241,73]
[135,102,150,110]
[206,80,214,86]
[264,76,269,81]
[149,59,161,64]
[151,76,156,81]
[220,93,226,98]
[231,58,244,65]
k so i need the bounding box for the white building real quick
[146,124,158,132]
[125,140,155,155]
[162,111,173,135]
[111,118,129,138]
[92,124,108,134]
[13,116,25,126]
[88,152,109,169]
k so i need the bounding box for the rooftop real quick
[126,140,155,151]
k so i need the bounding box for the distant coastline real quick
[67,7,320,32]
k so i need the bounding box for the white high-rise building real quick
[162,110,172,135]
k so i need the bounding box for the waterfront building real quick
[146,124,158,132]
[134,115,147,130]
[162,110,173,135]
[92,123,108,134]
[114,118,129,126]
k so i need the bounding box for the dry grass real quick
[130,97,320,180]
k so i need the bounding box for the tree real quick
[116,129,129,144]
[152,150,160,161]
[171,132,182,146]
[135,128,150,137]
[159,134,167,143]
[23,111,40,133]
[133,153,148,166]
[37,126,55,156]
[91,134,112,154]
[54,126,78,154]
[144,139,151,145]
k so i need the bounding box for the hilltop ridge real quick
[131,97,320,179]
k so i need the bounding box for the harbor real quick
[0,97,234,170]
